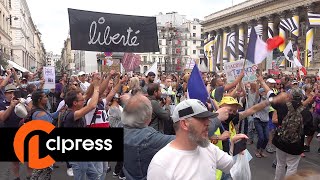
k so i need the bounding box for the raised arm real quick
[99,70,116,96]
[257,74,272,93]
[239,92,290,120]
[302,92,315,107]
[12,69,20,86]
[74,78,100,121]
[38,79,45,90]
[0,70,11,88]
[0,99,19,122]
[105,73,126,103]
[224,70,245,91]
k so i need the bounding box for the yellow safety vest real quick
[212,122,237,180]
[211,89,221,104]
[269,88,278,112]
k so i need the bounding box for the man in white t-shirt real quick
[78,71,90,93]
[147,99,248,180]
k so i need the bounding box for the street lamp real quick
[6,16,18,27]
[6,16,18,21]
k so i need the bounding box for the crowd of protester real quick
[0,66,320,180]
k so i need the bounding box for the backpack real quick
[275,102,304,144]
[59,110,72,128]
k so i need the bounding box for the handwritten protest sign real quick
[43,67,55,89]
[224,59,258,83]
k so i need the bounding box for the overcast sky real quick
[27,0,246,55]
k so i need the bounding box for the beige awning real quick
[7,60,29,73]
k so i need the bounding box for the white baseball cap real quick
[78,71,86,76]
[266,78,276,84]
[172,99,218,123]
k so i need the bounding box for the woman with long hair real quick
[29,90,63,180]
[128,77,141,95]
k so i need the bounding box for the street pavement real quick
[1,137,320,180]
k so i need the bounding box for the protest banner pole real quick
[209,98,216,112]
[242,58,247,68]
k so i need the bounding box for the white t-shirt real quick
[26,94,32,105]
[84,98,108,125]
[80,81,91,93]
[147,142,234,180]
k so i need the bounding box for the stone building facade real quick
[201,0,320,73]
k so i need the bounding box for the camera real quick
[161,93,175,104]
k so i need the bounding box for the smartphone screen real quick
[233,138,247,156]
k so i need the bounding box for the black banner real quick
[68,8,159,52]
[0,128,123,162]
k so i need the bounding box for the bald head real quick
[121,94,152,128]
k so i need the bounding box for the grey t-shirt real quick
[246,90,257,109]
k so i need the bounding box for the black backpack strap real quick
[60,110,72,128]
[33,108,54,120]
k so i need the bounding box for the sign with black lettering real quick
[68,8,159,52]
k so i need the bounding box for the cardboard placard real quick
[102,59,120,72]
[224,59,258,83]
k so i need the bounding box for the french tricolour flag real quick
[247,28,284,64]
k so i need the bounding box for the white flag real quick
[293,51,302,68]
[145,62,158,80]
[283,41,295,63]
[198,60,208,72]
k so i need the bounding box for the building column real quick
[292,8,300,40]
[218,29,224,71]
[257,18,266,70]
[247,20,257,44]
[267,15,274,39]
[238,23,244,59]
[210,31,216,72]
[257,18,263,39]
[228,26,236,62]
[266,15,275,71]
[247,22,252,45]
[204,32,210,71]
[279,13,286,68]
[279,13,286,52]
[222,27,229,63]
[305,5,314,68]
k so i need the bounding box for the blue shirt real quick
[32,110,59,123]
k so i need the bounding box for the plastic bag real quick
[230,150,251,180]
